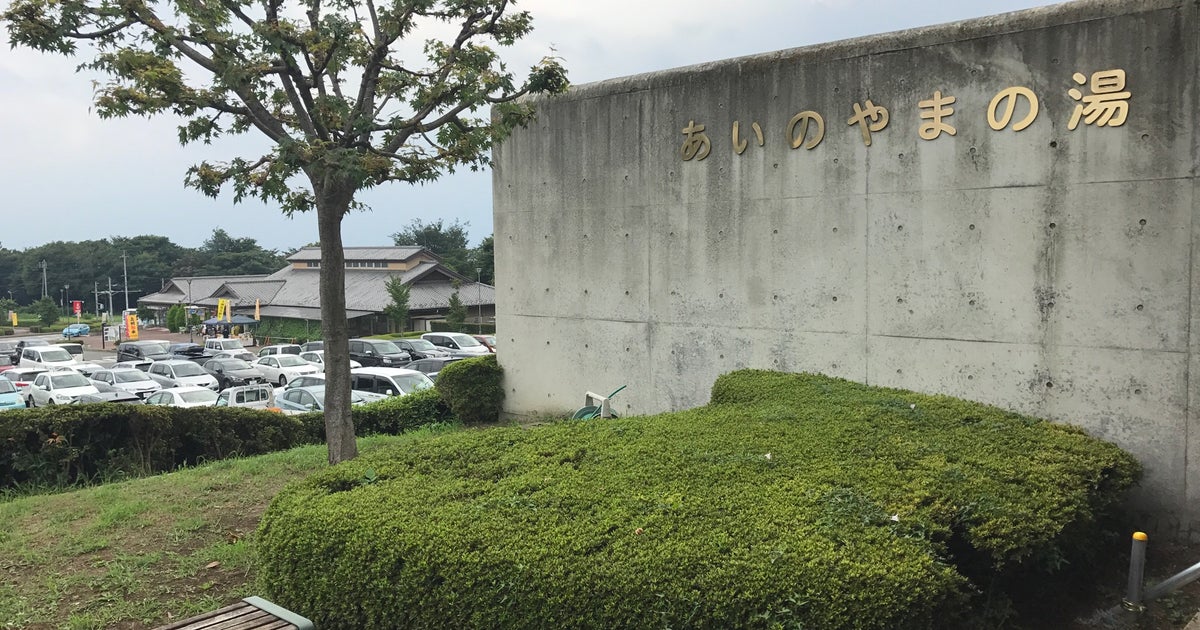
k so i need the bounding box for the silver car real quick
[90,368,163,399]
[147,359,220,391]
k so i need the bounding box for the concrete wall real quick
[493,0,1199,533]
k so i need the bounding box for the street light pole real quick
[475,267,482,334]
[187,278,193,344]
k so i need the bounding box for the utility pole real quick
[39,259,47,298]
[94,282,100,317]
[121,251,130,311]
[476,268,483,334]
[107,277,114,316]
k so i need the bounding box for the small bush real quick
[257,371,1140,630]
[434,354,503,424]
[27,326,41,333]
[354,388,453,435]
[0,328,12,336]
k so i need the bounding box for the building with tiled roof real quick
[139,247,493,334]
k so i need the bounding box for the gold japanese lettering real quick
[733,121,765,155]
[786,111,825,150]
[918,90,957,140]
[847,100,889,146]
[681,120,711,161]
[987,87,1039,131]
[1068,69,1130,130]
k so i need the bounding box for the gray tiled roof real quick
[286,246,428,262]
[141,275,269,306]
[142,261,490,318]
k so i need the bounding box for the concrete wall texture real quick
[493,0,1200,533]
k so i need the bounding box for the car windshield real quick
[301,352,323,363]
[220,340,246,350]
[38,348,74,362]
[172,363,205,376]
[449,334,482,347]
[114,370,152,383]
[51,373,91,388]
[180,390,218,403]
[217,359,253,370]
[25,340,50,347]
[0,381,15,393]
[408,339,437,351]
[393,374,434,393]
[141,342,171,354]
[276,355,308,367]
[369,341,402,354]
[7,371,46,382]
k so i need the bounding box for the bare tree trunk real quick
[315,181,357,464]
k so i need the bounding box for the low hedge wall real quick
[0,405,313,489]
[256,370,1141,629]
[0,388,457,491]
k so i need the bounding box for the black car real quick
[116,340,172,363]
[404,357,461,380]
[348,339,411,367]
[168,343,215,362]
[202,358,268,390]
[395,338,451,360]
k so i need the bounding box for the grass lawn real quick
[0,433,428,630]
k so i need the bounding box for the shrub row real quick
[0,386,461,491]
[257,370,1141,630]
[429,320,496,334]
[0,328,12,336]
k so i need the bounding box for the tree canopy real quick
[4,0,567,463]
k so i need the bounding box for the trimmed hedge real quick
[0,405,313,488]
[1,389,457,491]
[257,371,1140,630]
[434,354,504,424]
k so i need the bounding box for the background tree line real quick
[1,221,495,314]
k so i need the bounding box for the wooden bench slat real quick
[155,603,254,630]
[152,597,309,630]
[208,610,277,630]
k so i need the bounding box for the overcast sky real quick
[0,0,1059,253]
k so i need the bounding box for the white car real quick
[2,368,49,402]
[349,367,435,397]
[258,344,302,357]
[27,370,99,406]
[420,332,491,357]
[254,354,320,387]
[211,350,256,362]
[213,384,277,410]
[147,359,220,390]
[299,350,361,370]
[90,368,163,399]
[144,386,220,408]
[112,359,154,372]
[18,345,78,370]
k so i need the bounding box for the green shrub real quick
[434,354,503,424]
[354,388,453,435]
[0,405,311,488]
[27,326,41,334]
[0,328,12,336]
[257,371,1140,630]
[429,320,495,334]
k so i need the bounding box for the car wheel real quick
[25,397,32,408]
[278,375,287,387]
[47,400,54,405]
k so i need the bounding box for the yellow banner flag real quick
[125,313,140,340]
[255,299,261,321]
[216,298,228,321]
[9,312,15,327]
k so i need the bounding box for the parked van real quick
[57,342,85,363]
[19,345,79,370]
[204,338,246,352]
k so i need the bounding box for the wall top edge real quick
[535,0,1184,103]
